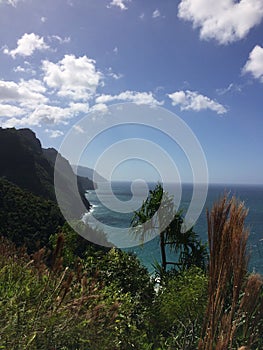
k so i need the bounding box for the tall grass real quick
[199,195,263,350]
[0,235,144,349]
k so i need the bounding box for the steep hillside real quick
[71,164,107,183]
[0,177,64,252]
[0,128,55,200]
[42,147,92,216]
[0,127,92,218]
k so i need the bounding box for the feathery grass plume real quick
[199,194,246,349]
[199,194,263,350]
[32,247,47,274]
[51,233,64,273]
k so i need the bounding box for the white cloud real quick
[0,0,20,6]
[152,9,161,18]
[168,90,227,114]
[178,0,263,44]
[68,102,89,114]
[107,0,130,10]
[4,33,49,58]
[216,83,243,95]
[41,16,47,23]
[3,102,90,127]
[42,54,103,101]
[49,35,71,44]
[96,90,162,107]
[0,79,47,104]
[27,103,90,126]
[108,67,123,80]
[0,103,25,117]
[73,125,85,134]
[13,66,25,73]
[110,72,123,80]
[1,117,22,128]
[113,46,118,54]
[243,45,263,82]
[139,13,145,20]
[90,103,109,114]
[45,129,64,138]
[13,65,36,75]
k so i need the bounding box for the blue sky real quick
[0,0,263,184]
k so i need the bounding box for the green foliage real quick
[0,127,93,219]
[157,267,208,326]
[0,237,152,349]
[49,222,110,267]
[87,248,155,306]
[153,267,208,349]
[0,178,64,253]
[131,183,208,273]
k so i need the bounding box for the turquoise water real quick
[85,182,263,274]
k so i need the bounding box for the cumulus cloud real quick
[178,0,263,44]
[0,54,100,127]
[243,45,263,82]
[68,102,89,114]
[168,90,227,114]
[2,102,90,128]
[96,90,162,107]
[42,54,103,101]
[45,129,64,138]
[107,0,130,10]
[90,103,109,114]
[152,9,161,18]
[0,104,25,117]
[4,33,49,58]
[29,103,90,125]
[0,79,47,104]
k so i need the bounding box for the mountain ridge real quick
[71,164,107,183]
[0,127,94,218]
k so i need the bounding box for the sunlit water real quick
[85,182,263,274]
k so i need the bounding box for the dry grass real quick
[199,195,263,350]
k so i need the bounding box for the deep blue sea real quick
[85,182,263,275]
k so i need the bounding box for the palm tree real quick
[131,183,207,273]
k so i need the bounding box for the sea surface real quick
[85,182,263,275]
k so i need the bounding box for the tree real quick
[131,183,207,273]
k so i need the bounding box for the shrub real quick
[0,236,152,349]
[153,267,208,349]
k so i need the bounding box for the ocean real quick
[85,182,263,275]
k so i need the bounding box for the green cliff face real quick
[0,127,97,251]
[0,127,55,200]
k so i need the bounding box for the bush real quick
[0,236,154,349]
[153,267,208,349]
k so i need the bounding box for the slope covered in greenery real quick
[0,127,55,200]
[0,177,64,252]
[0,127,93,218]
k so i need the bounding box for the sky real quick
[0,0,263,184]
